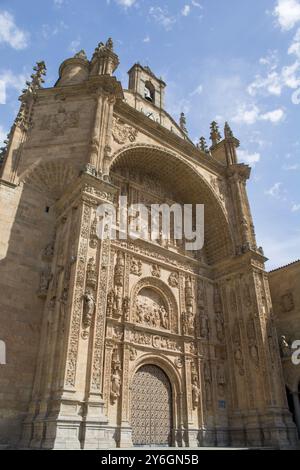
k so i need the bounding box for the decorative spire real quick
[198,136,209,154]
[210,121,221,146]
[224,121,234,139]
[21,61,46,96]
[73,49,88,60]
[91,38,119,75]
[179,112,188,134]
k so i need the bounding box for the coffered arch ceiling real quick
[110,145,234,265]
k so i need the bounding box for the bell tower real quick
[127,63,166,110]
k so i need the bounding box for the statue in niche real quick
[83,290,95,329]
[215,313,224,342]
[106,290,115,318]
[160,305,169,329]
[191,374,200,409]
[279,335,291,358]
[111,368,121,403]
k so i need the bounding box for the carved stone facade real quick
[0,41,298,449]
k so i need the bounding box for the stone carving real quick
[40,106,79,136]
[204,362,212,409]
[86,257,97,290]
[114,252,125,318]
[82,290,95,339]
[89,214,98,249]
[129,346,137,361]
[110,348,121,404]
[175,357,184,368]
[129,330,182,352]
[122,296,130,321]
[135,295,169,330]
[106,289,115,318]
[130,258,142,276]
[215,313,224,342]
[112,117,138,145]
[217,364,226,396]
[247,316,259,366]
[191,370,200,409]
[281,293,294,313]
[168,272,179,288]
[232,319,244,375]
[183,276,194,335]
[151,264,161,278]
[182,311,194,336]
[198,312,209,339]
[279,335,291,358]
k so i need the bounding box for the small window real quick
[45,206,50,213]
[144,81,155,103]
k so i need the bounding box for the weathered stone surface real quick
[0,42,298,449]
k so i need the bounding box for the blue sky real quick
[0,0,299,269]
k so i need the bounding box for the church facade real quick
[0,39,298,449]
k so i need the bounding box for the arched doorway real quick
[130,364,173,447]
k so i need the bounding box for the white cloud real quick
[182,5,191,16]
[54,0,64,6]
[69,38,81,54]
[149,6,176,31]
[238,149,261,166]
[115,0,137,7]
[0,11,29,50]
[291,203,300,211]
[265,182,283,198]
[248,50,300,98]
[143,35,150,43]
[260,108,285,122]
[0,70,27,105]
[232,104,285,124]
[190,84,203,96]
[273,0,300,31]
[41,20,68,39]
[283,163,300,170]
[0,125,7,147]
[191,0,202,7]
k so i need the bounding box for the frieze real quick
[39,105,79,136]
[127,329,183,353]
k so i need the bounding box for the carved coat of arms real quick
[112,117,138,144]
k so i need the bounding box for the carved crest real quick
[112,117,138,144]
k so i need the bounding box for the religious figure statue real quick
[192,375,200,409]
[111,368,121,403]
[83,290,95,329]
[279,335,291,358]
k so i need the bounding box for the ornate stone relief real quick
[89,214,98,249]
[86,257,97,290]
[246,316,259,367]
[204,362,212,409]
[39,105,79,136]
[151,264,161,278]
[182,276,195,335]
[110,347,122,404]
[130,258,142,276]
[214,285,224,342]
[191,366,201,410]
[135,288,169,330]
[129,330,182,352]
[232,319,245,376]
[217,364,226,397]
[112,117,138,145]
[82,289,95,339]
[37,266,51,298]
[113,251,125,318]
[168,271,179,288]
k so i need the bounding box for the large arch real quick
[128,353,183,446]
[109,144,234,265]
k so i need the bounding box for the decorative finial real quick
[22,61,47,96]
[73,49,87,60]
[210,121,221,146]
[106,38,114,51]
[198,136,209,153]
[179,112,188,134]
[224,121,234,139]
